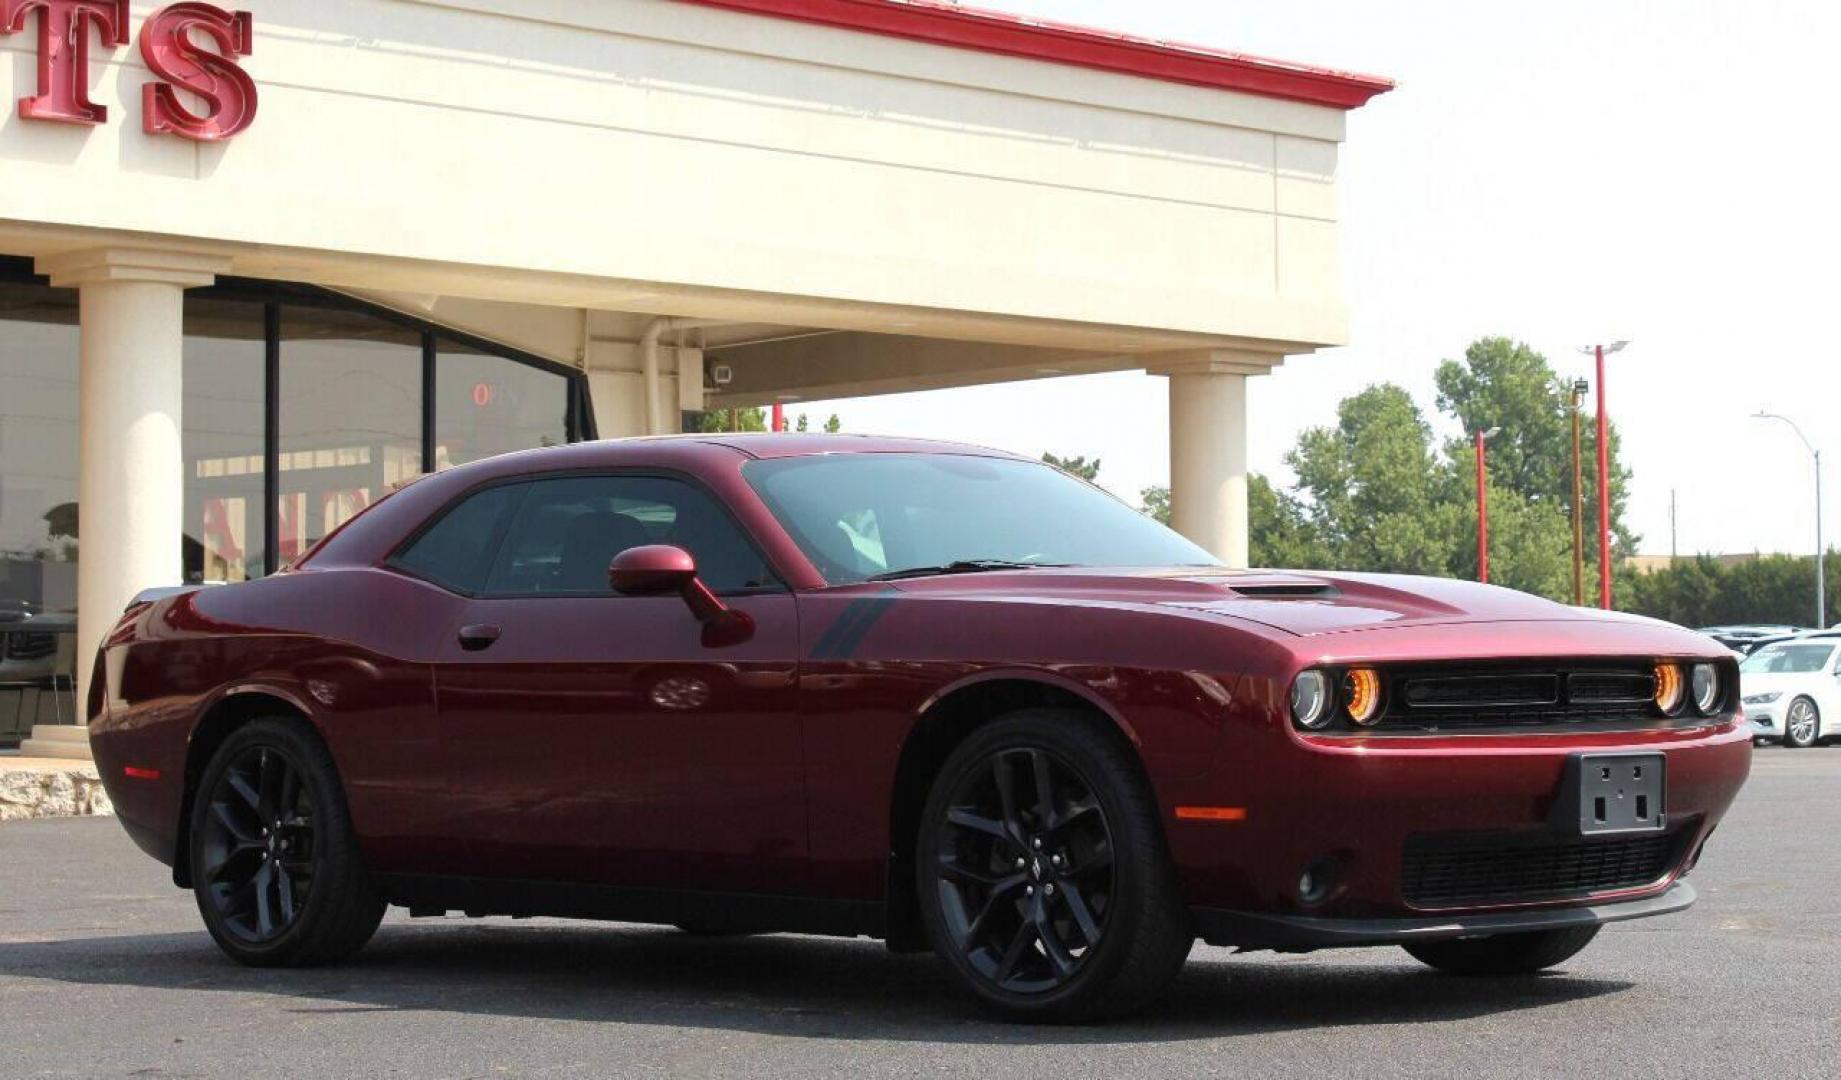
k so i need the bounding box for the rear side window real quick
[392,484,524,593]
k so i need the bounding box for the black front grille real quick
[1402,830,1679,909]
[1403,673,1560,708]
[1376,662,1667,733]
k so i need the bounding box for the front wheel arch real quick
[884,677,1150,953]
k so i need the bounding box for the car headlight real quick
[1653,662,1685,715]
[1342,668,1383,726]
[1690,664,1721,715]
[1291,670,1331,729]
[1741,691,1781,706]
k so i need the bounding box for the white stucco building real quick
[0,0,1389,757]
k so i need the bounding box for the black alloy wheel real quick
[198,744,317,944]
[190,718,385,967]
[917,710,1192,1022]
[935,746,1115,994]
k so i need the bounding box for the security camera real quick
[709,362,735,387]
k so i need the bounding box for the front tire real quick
[915,709,1192,1023]
[189,718,385,967]
[1403,926,1601,975]
[1784,697,1820,748]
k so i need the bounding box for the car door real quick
[424,473,805,894]
[1822,645,1841,739]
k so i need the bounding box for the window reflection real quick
[434,341,570,470]
[278,308,423,560]
[0,275,79,741]
[184,298,267,583]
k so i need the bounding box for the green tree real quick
[1248,474,1330,568]
[1435,336,1635,559]
[693,408,843,433]
[1627,553,1838,628]
[1043,453,1101,482]
[692,407,768,433]
[1285,384,1462,576]
[1139,485,1171,525]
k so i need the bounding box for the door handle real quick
[457,624,502,651]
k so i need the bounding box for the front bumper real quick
[1744,699,1783,739]
[1165,709,1751,922]
[1195,880,1696,951]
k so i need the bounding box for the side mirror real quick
[608,545,753,644]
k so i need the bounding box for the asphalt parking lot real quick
[1,749,1835,1080]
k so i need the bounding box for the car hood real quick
[885,566,1662,637]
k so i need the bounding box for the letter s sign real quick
[140,3,256,141]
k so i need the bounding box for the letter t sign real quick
[1,0,130,125]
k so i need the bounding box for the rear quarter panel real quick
[90,568,460,876]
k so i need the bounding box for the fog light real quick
[1298,858,1338,904]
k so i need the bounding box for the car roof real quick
[686,433,1029,461]
[1752,635,1840,648]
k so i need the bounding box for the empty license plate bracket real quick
[1553,752,1667,836]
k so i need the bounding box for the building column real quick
[1151,350,1289,569]
[29,249,228,754]
[585,336,702,438]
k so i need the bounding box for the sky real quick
[797,0,1841,560]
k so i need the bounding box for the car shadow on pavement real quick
[0,920,1633,1043]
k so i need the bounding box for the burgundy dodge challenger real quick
[89,435,1751,1022]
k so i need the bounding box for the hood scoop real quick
[1223,579,1340,600]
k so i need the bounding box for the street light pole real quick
[1579,341,1630,609]
[1570,379,1588,606]
[1754,411,1825,628]
[1475,427,1500,584]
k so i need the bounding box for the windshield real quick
[744,453,1218,584]
[1741,643,1837,674]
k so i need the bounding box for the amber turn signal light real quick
[1653,662,1685,715]
[1343,668,1382,725]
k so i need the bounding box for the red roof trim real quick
[673,0,1392,109]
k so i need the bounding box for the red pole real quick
[1595,344,1612,609]
[1475,430,1489,583]
[771,401,785,433]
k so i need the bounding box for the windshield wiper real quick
[868,559,1071,582]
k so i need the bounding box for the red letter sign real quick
[140,3,256,141]
[0,0,129,124]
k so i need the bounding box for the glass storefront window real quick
[1,262,591,739]
[278,307,424,561]
[184,299,268,583]
[434,341,572,470]
[0,275,79,740]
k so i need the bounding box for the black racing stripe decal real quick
[812,594,899,660]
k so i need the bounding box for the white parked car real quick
[1741,635,1841,748]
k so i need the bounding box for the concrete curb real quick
[0,759,115,822]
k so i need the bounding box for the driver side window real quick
[482,475,776,595]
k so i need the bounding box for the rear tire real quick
[189,718,385,967]
[1403,926,1600,975]
[1784,697,1820,749]
[915,709,1192,1023]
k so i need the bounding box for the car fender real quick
[914,666,1145,749]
